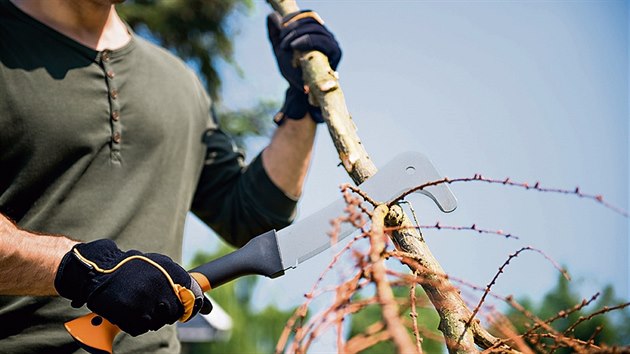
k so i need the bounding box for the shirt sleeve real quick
[191,128,297,247]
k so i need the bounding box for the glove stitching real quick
[283,11,324,27]
[72,249,196,320]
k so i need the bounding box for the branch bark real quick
[370,205,418,354]
[370,204,417,353]
[266,1,517,353]
[267,0,377,184]
[385,206,478,353]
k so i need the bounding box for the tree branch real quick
[267,0,377,184]
[370,205,418,354]
[385,205,478,353]
[266,1,515,352]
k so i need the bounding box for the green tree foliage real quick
[183,246,294,354]
[119,1,278,149]
[215,100,277,149]
[119,0,253,98]
[505,273,630,352]
[348,286,444,354]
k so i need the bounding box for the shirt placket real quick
[101,49,122,162]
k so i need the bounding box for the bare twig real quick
[386,223,520,240]
[344,322,390,354]
[343,184,380,207]
[564,301,630,335]
[467,247,571,331]
[503,296,586,353]
[409,273,425,354]
[391,176,629,218]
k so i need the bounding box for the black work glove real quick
[267,10,342,125]
[55,239,212,336]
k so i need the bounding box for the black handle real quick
[66,230,285,354]
[190,230,285,290]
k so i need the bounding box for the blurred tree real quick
[119,1,279,150]
[504,273,630,352]
[119,0,253,98]
[348,286,444,354]
[215,100,277,149]
[182,246,294,354]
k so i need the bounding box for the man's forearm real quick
[262,116,317,199]
[0,214,78,296]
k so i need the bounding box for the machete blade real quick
[277,151,456,271]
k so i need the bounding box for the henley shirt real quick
[0,1,297,352]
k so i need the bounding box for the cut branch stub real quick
[267,0,299,15]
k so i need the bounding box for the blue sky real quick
[183,0,629,331]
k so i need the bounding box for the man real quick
[0,0,341,352]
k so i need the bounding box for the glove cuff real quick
[54,240,125,307]
[54,251,89,307]
[274,87,324,125]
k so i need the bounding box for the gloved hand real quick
[267,10,342,125]
[55,239,211,336]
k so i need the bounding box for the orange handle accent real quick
[190,272,212,292]
[65,313,120,354]
[65,273,212,353]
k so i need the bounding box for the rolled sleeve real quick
[242,154,297,222]
[191,128,297,247]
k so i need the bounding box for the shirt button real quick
[112,132,121,144]
[102,50,110,62]
[111,111,120,121]
[107,70,115,79]
[110,89,118,99]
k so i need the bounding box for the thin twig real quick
[467,247,571,331]
[564,301,630,335]
[409,271,424,353]
[343,183,380,207]
[386,223,520,240]
[390,175,629,218]
[344,322,391,354]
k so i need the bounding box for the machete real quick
[64,151,457,354]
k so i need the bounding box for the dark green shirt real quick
[0,1,296,352]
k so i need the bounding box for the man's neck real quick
[10,0,130,51]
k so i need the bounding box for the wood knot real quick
[384,205,405,227]
[317,79,338,92]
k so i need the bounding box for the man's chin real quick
[84,0,126,4]
[94,0,127,4]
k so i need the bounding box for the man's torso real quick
[0,1,214,351]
